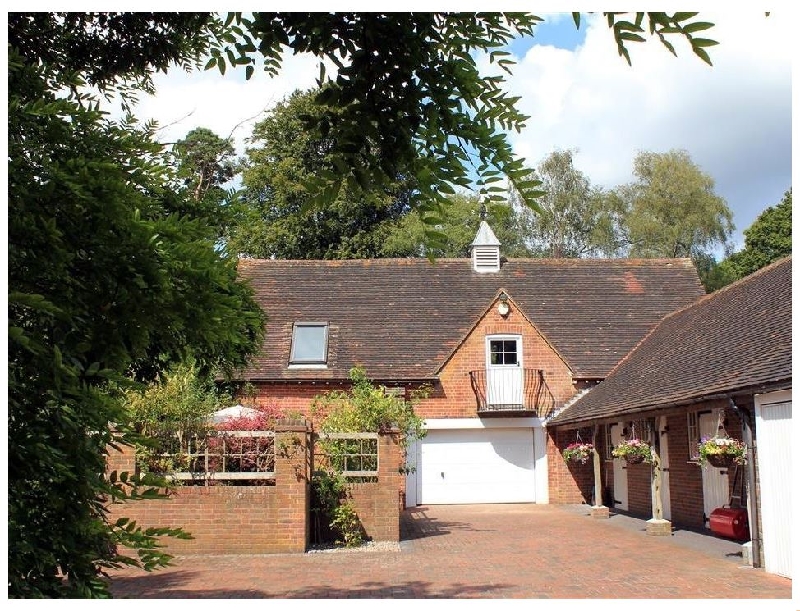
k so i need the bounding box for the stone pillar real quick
[275,419,312,553]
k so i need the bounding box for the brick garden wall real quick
[342,431,403,542]
[106,423,402,555]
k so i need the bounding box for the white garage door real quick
[419,428,536,504]
[755,390,792,578]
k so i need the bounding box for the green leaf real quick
[682,21,715,34]
[691,38,719,48]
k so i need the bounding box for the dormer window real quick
[290,322,328,366]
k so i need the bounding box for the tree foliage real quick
[723,189,792,280]
[8,13,264,597]
[228,88,412,259]
[211,12,718,232]
[382,192,533,258]
[124,360,225,473]
[312,368,427,442]
[510,150,627,258]
[171,127,238,238]
[616,150,734,260]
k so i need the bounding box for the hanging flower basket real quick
[624,454,647,465]
[611,438,652,464]
[562,442,594,465]
[706,454,737,468]
[697,436,746,467]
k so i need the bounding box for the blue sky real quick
[135,12,793,255]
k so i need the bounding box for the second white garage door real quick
[419,428,536,504]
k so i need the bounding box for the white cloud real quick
[130,50,324,152]
[502,12,793,248]
[126,13,792,251]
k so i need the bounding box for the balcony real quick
[468,368,556,419]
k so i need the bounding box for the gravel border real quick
[306,540,401,554]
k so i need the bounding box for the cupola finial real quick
[470,214,501,273]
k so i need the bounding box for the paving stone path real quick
[109,504,791,599]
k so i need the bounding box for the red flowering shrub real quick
[205,403,285,476]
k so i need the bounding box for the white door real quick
[419,428,535,504]
[699,412,730,527]
[404,437,420,508]
[656,416,671,520]
[610,423,628,511]
[755,391,792,577]
[486,336,523,407]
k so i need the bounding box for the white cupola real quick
[471,219,501,273]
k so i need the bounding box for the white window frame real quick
[485,335,523,368]
[626,418,653,443]
[604,423,615,461]
[687,410,700,462]
[289,322,329,367]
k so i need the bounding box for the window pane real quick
[489,339,518,365]
[504,341,518,364]
[291,324,327,362]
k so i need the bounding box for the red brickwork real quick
[547,428,594,504]
[106,423,311,555]
[343,430,402,541]
[664,410,705,528]
[251,383,340,422]
[105,423,404,555]
[626,461,653,516]
[416,298,576,420]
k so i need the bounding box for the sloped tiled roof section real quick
[551,257,792,426]
[236,257,705,381]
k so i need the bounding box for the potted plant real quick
[611,438,652,464]
[562,442,594,465]
[697,436,747,468]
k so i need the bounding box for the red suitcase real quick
[709,507,749,540]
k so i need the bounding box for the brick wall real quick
[251,383,337,422]
[416,299,576,420]
[342,430,402,541]
[664,410,705,528]
[547,428,594,504]
[106,423,311,554]
[105,423,403,555]
[626,461,653,517]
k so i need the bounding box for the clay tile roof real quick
[235,257,705,382]
[551,256,792,426]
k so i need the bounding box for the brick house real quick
[234,221,705,508]
[549,256,792,577]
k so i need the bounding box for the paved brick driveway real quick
[109,504,791,599]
